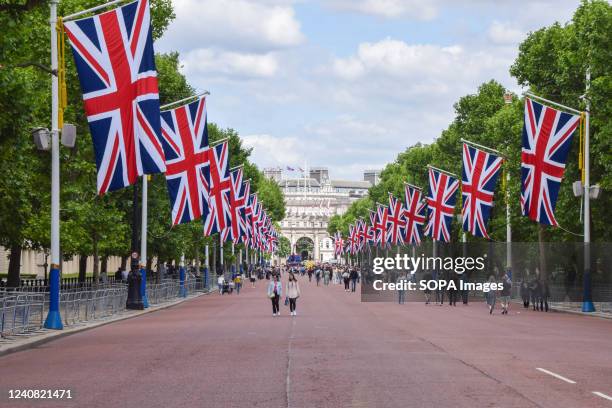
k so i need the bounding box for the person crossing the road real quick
[268,275,282,316]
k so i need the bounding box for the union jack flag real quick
[222,167,249,243]
[334,231,344,257]
[403,184,426,245]
[64,0,165,194]
[159,96,208,225]
[521,98,580,226]
[244,193,256,248]
[461,143,503,238]
[424,168,459,243]
[347,224,359,255]
[202,141,232,236]
[387,193,407,245]
[375,204,390,247]
[248,194,261,249]
[356,219,367,252]
[368,211,378,246]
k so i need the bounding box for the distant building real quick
[265,166,370,262]
[363,169,381,186]
[309,167,329,184]
[263,167,283,182]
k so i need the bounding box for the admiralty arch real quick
[263,167,379,262]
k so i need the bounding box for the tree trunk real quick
[78,255,87,282]
[120,255,128,270]
[101,256,108,274]
[7,244,22,287]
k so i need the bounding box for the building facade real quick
[266,167,378,262]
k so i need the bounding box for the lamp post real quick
[44,0,63,330]
[582,69,595,313]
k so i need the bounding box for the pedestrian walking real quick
[286,272,301,316]
[397,273,407,304]
[349,268,358,292]
[217,274,225,295]
[323,268,330,286]
[268,275,282,316]
[486,275,496,314]
[315,268,321,286]
[250,269,257,288]
[520,270,530,308]
[500,273,512,314]
[234,274,242,295]
[342,269,350,291]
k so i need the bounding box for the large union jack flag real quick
[425,168,459,243]
[222,167,249,243]
[403,184,426,245]
[347,224,359,255]
[202,141,232,236]
[461,143,503,238]
[387,193,407,245]
[159,96,208,225]
[64,0,165,194]
[521,98,580,226]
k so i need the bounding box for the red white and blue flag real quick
[387,193,407,245]
[222,167,248,243]
[64,0,165,194]
[375,204,390,247]
[202,141,232,236]
[403,184,427,245]
[244,194,256,248]
[334,231,344,257]
[368,211,378,246]
[521,98,580,226]
[159,96,208,225]
[425,168,459,243]
[347,224,359,255]
[461,143,503,238]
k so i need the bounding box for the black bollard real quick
[126,253,144,310]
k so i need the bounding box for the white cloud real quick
[328,0,438,20]
[488,21,525,45]
[158,0,304,54]
[329,38,511,102]
[182,49,279,79]
[242,134,302,167]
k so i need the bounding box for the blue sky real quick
[156,0,580,180]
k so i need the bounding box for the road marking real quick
[593,391,612,401]
[535,368,576,384]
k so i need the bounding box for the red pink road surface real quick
[1,276,611,407]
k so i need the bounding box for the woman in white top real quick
[286,272,301,316]
[217,275,225,294]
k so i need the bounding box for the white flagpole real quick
[506,172,512,273]
[44,0,63,330]
[140,175,149,307]
[583,69,594,312]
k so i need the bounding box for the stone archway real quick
[295,236,314,261]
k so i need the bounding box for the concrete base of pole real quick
[140,268,149,308]
[43,267,63,330]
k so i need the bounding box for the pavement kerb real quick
[0,290,214,358]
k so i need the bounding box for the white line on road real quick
[535,368,576,384]
[593,391,612,401]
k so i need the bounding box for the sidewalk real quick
[549,302,612,319]
[0,291,210,357]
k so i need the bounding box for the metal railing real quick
[1,277,208,339]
